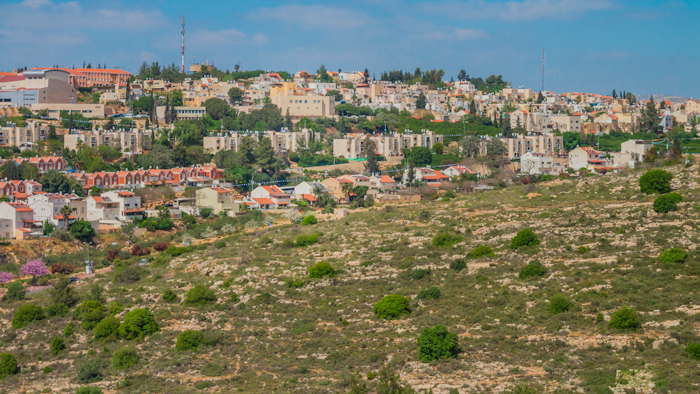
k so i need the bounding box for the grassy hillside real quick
[2,164,700,394]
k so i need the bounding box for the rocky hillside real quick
[1,164,700,394]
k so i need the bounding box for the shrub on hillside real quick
[468,245,496,258]
[519,261,547,279]
[410,268,431,280]
[659,247,688,264]
[162,289,178,303]
[511,229,539,249]
[176,330,206,351]
[50,275,79,307]
[608,307,641,331]
[296,233,318,247]
[76,387,103,394]
[107,302,123,316]
[76,358,103,383]
[432,232,462,248]
[374,294,410,320]
[685,342,700,361]
[200,207,213,218]
[130,244,150,257]
[450,259,467,272]
[653,192,682,213]
[184,284,217,306]
[50,263,77,275]
[639,169,672,194]
[115,265,142,284]
[308,262,336,279]
[417,325,459,362]
[73,301,105,330]
[0,353,20,377]
[301,215,317,225]
[12,303,45,328]
[153,242,170,252]
[51,336,66,355]
[3,281,26,301]
[46,303,70,318]
[93,317,121,341]
[417,287,441,300]
[111,347,138,369]
[106,249,119,262]
[118,308,159,340]
[548,294,574,314]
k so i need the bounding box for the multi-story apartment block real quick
[333,130,443,159]
[70,68,130,88]
[480,133,564,159]
[0,201,37,239]
[0,121,50,149]
[203,129,312,154]
[64,128,152,153]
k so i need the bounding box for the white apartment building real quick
[333,130,443,159]
[0,121,50,149]
[64,128,152,153]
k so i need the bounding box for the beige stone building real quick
[203,129,312,154]
[0,121,50,149]
[270,93,335,119]
[31,103,106,118]
[480,133,563,159]
[333,130,443,159]
[195,187,240,215]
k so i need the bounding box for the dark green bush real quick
[74,301,105,330]
[659,247,688,264]
[64,322,74,337]
[511,229,539,249]
[115,265,142,284]
[608,307,641,331]
[374,294,410,320]
[111,347,138,369]
[301,215,317,225]
[200,207,213,218]
[11,303,45,328]
[0,353,20,377]
[653,192,682,213]
[417,325,459,362]
[468,245,496,258]
[432,232,462,248]
[51,336,66,355]
[290,320,315,334]
[184,284,217,306]
[639,169,672,194]
[118,308,159,340]
[449,259,467,272]
[519,261,547,279]
[685,342,700,360]
[417,287,441,300]
[308,261,336,278]
[410,268,431,280]
[284,278,304,288]
[296,233,318,246]
[46,303,70,318]
[77,358,103,383]
[214,240,226,248]
[548,294,574,314]
[93,317,120,341]
[162,289,178,303]
[176,330,206,351]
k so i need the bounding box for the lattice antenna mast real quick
[541,48,546,93]
[181,17,186,74]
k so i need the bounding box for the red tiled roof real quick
[301,194,317,202]
[253,198,274,205]
[54,215,76,220]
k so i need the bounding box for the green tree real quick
[519,260,547,279]
[548,294,574,314]
[511,229,539,249]
[70,220,95,241]
[639,169,672,194]
[51,336,66,355]
[228,87,244,103]
[653,192,682,213]
[203,98,230,120]
[417,325,459,362]
[375,364,416,394]
[316,65,332,82]
[0,353,20,377]
[60,205,72,230]
[283,108,293,130]
[608,307,641,331]
[405,146,432,166]
[12,303,45,328]
[536,91,545,103]
[49,275,80,307]
[171,89,183,106]
[459,135,481,158]
[184,284,217,306]
[486,138,506,158]
[74,301,105,330]
[639,96,660,133]
[308,261,335,278]
[364,136,380,173]
[254,137,276,174]
[431,141,444,155]
[457,69,467,81]
[111,347,139,369]
[415,93,426,109]
[176,330,206,351]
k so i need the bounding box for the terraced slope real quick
[1,165,700,394]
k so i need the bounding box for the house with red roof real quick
[369,174,396,193]
[251,185,291,208]
[569,146,613,171]
[100,191,143,221]
[442,165,475,178]
[195,187,240,215]
[403,167,450,187]
[0,201,38,239]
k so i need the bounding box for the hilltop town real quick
[0,62,699,394]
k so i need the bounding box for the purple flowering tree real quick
[19,259,49,285]
[0,271,13,287]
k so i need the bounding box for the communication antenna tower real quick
[181,17,186,74]
[541,48,546,93]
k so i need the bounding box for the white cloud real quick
[423,0,616,21]
[20,0,52,8]
[248,4,372,29]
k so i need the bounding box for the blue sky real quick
[1,0,698,97]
